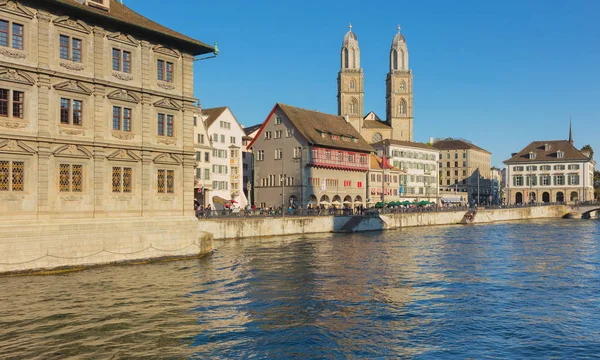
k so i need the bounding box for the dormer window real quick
[529,152,536,159]
[87,0,109,11]
[557,151,564,159]
[544,143,550,151]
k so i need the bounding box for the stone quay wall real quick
[0,205,567,275]
[0,217,212,275]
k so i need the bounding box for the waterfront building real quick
[490,167,502,205]
[367,154,402,205]
[201,106,248,208]
[193,108,212,206]
[247,103,373,209]
[242,123,261,205]
[338,25,414,143]
[433,138,493,205]
[0,0,215,220]
[504,135,595,204]
[372,139,439,203]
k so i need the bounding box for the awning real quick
[212,196,230,204]
[441,197,462,203]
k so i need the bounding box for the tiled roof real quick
[49,0,214,55]
[202,107,228,128]
[278,104,373,153]
[372,139,437,151]
[432,139,491,154]
[363,120,391,129]
[370,154,400,171]
[243,123,262,136]
[504,140,592,163]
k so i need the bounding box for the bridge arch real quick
[542,192,550,203]
[515,192,523,204]
[556,192,564,203]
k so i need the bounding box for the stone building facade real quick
[372,139,439,203]
[0,0,215,220]
[248,103,373,209]
[504,139,595,204]
[338,25,413,143]
[433,139,493,205]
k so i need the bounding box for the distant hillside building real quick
[433,139,492,205]
[504,135,595,204]
[247,104,373,209]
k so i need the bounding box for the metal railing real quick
[195,202,566,219]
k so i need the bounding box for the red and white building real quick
[247,103,373,209]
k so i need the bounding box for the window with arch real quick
[392,49,398,70]
[400,49,405,69]
[349,80,355,90]
[372,133,382,143]
[343,48,349,69]
[399,99,407,116]
[399,81,406,91]
[349,101,356,114]
[351,48,356,68]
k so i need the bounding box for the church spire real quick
[569,113,573,144]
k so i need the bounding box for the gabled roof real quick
[432,139,491,154]
[243,123,262,136]
[47,0,214,55]
[202,107,228,128]
[372,139,437,151]
[363,111,382,121]
[370,154,400,171]
[363,120,391,129]
[276,104,373,153]
[504,140,592,164]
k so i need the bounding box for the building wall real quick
[0,1,198,220]
[204,108,247,208]
[193,110,212,206]
[438,148,492,204]
[505,161,595,204]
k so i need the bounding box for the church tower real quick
[338,24,364,133]
[386,26,413,141]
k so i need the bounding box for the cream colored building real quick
[193,108,212,206]
[504,139,595,204]
[338,25,413,143]
[201,106,248,209]
[367,154,402,205]
[0,0,215,219]
[433,139,493,205]
[372,139,439,203]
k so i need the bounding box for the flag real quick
[320,178,327,193]
[399,183,404,195]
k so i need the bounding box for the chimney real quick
[343,114,349,122]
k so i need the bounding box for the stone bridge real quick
[564,204,600,219]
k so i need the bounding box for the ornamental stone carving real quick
[159,196,174,201]
[60,128,85,136]
[59,61,85,71]
[113,195,132,201]
[1,194,24,201]
[157,138,177,145]
[112,131,135,140]
[36,11,52,21]
[112,72,133,81]
[61,195,82,201]
[157,81,176,90]
[0,48,26,59]
[0,121,27,129]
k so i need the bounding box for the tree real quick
[581,144,594,159]
[594,170,600,201]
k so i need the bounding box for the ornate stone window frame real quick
[52,144,92,199]
[0,139,35,198]
[109,34,139,81]
[108,89,140,140]
[153,97,181,145]
[54,81,92,136]
[0,70,35,129]
[53,17,91,72]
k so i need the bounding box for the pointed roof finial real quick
[349,23,353,31]
[397,24,401,33]
[569,113,573,144]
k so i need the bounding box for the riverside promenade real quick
[0,204,585,275]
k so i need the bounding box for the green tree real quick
[594,170,600,201]
[581,144,594,158]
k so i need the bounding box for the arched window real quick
[399,99,407,116]
[349,80,355,90]
[392,50,398,70]
[372,133,382,143]
[349,101,356,114]
[399,81,406,92]
[400,49,405,70]
[351,48,356,68]
[343,48,349,69]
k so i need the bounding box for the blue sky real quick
[131,0,599,167]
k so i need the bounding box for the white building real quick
[242,124,261,205]
[202,107,248,209]
[193,108,212,206]
[372,139,439,203]
[504,139,595,204]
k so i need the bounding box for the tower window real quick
[349,80,355,90]
[399,81,406,91]
[351,48,356,68]
[349,101,356,114]
[343,48,349,69]
[399,99,407,116]
[392,49,398,70]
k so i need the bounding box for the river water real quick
[1,219,600,359]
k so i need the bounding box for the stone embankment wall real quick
[0,206,567,275]
[0,217,212,275]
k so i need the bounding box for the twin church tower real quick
[337,25,414,143]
